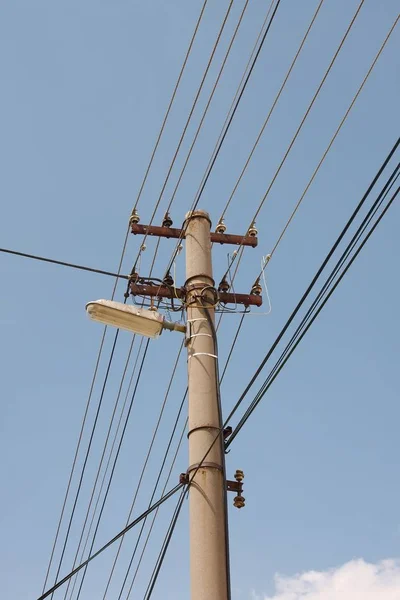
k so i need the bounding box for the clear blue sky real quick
[0,1,399,599]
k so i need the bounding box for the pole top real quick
[184,209,212,227]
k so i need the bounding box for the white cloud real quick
[253,558,400,600]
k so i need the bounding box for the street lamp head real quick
[86,299,185,338]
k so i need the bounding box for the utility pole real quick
[185,210,228,599]
[127,207,261,599]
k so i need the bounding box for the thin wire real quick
[132,0,208,211]
[73,340,151,600]
[143,488,186,599]
[124,415,188,598]
[0,247,130,280]
[63,337,145,600]
[253,0,365,224]
[101,341,185,599]
[257,14,400,273]
[37,484,185,600]
[131,1,235,271]
[191,0,279,213]
[49,330,122,599]
[219,0,326,220]
[228,183,400,446]
[164,0,251,214]
[112,393,189,599]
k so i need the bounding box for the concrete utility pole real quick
[127,207,261,599]
[185,210,229,600]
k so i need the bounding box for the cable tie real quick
[188,352,218,359]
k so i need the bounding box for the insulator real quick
[234,469,244,482]
[164,272,174,287]
[215,219,227,234]
[162,212,173,228]
[247,221,258,237]
[218,277,230,293]
[251,280,262,296]
[129,208,140,225]
[233,495,245,509]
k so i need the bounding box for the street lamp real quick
[86,299,186,338]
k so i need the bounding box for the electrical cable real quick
[49,329,122,599]
[132,0,209,212]
[143,488,186,599]
[63,337,146,600]
[72,340,151,600]
[36,483,185,600]
[252,0,365,225]
[254,14,400,276]
[218,0,326,220]
[227,181,400,447]
[124,415,188,599]
[0,247,130,280]
[163,0,250,215]
[101,341,185,599]
[220,139,400,443]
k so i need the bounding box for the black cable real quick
[49,329,121,598]
[61,336,141,600]
[36,483,184,600]
[143,488,186,599]
[231,164,400,440]
[220,136,400,427]
[112,388,188,599]
[0,247,130,279]
[73,340,151,600]
[227,183,400,445]
[193,0,282,208]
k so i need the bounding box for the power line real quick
[36,483,185,600]
[0,247,130,279]
[102,342,185,599]
[62,337,145,600]
[221,137,400,441]
[219,0,326,220]
[73,340,151,600]
[143,488,186,599]
[49,329,122,599]
[163,0,251,214]
[124,415,188,598]
[132,0,209,212]
[227,180,400,447]
[256,13,400,273]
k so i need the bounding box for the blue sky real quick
[0,1,399,599]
